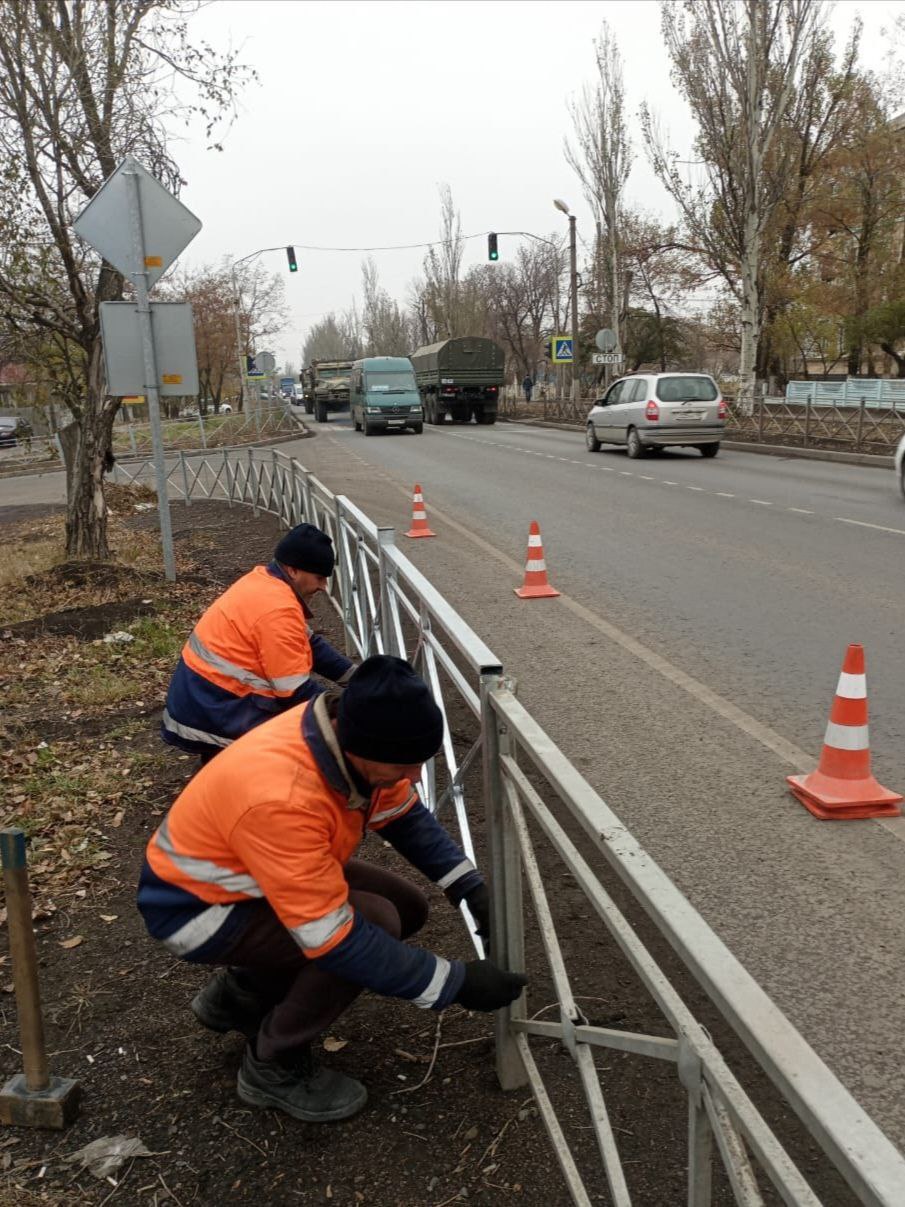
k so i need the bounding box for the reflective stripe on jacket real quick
[139,693,477,1008]
[161,562,352,752]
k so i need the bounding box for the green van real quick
[349,356,423,435]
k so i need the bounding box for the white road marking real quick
[638,475,654,480]
[835,517,905,537]
[788,507,813,515]
[663,481,678,486]
[750,499,772,506]
[687,486,704,491]
[619,471,633,476]
[716,492,735,498]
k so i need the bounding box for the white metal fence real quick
[113,447,905,1205]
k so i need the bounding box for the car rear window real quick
[655,376,718,402]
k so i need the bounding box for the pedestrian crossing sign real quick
[552,336,573,363]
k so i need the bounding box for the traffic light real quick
[286,245,298,272]
[488,233,499,261]
[245,354,257,374]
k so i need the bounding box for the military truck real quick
[409,337,504,425]
[302,360,353,422]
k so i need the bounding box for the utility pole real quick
[569,214,579,404]
[554,200,581,404]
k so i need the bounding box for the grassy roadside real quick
[0,486,215,921]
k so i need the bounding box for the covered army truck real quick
[409,337,504,425]
[303,360,353,422]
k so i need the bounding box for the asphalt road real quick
[279,416,905,1150]
[4,421,905,1152]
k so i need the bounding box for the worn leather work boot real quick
[190,969,268,1038]
[236,1042,367,1122]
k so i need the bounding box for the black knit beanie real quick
[338,656,444,765]
[274,524,335,576]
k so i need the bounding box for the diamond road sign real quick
[73,156,201,289]
[552,336,573,363]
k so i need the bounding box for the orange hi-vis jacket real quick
[161,562,352,754]
[139,693,481,1009]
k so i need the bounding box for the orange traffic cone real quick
[514,521,560,599]
[405,484,436,539]
[787,643,902,820]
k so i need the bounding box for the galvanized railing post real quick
[223,448,233,508]
[333,496,356,657]
[128,423,138,456]
[856,398,865,452]
[480,675,527,1092]
[179,451,191,506]
[377,526,399,658]
[197,413,206,450]
[804,398,811,447]
[248,447,258,516]
[680,1039,713,1206]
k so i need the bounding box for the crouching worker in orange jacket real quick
[161,523,354,763]
[138,655,527,1122]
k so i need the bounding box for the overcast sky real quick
[175,0,898,367]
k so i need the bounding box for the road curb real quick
[497,417,894,470]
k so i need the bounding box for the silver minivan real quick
[585,372,726,458]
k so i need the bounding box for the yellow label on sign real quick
[144,255,163,268]
[123,395,145,403]
[161,374,182,385]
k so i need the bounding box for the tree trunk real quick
[880,343,905,377]
[738,210,761,415]
[65,337,115,560]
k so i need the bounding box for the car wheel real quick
[586,424,601,452]
[699,442,720,458]
[411,423,423,434]
[364,419,374,436]
[315,402,328,423]
[626,427,644,459]
[899,464,905,502]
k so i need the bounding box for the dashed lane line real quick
[749,499,772,506]
[788,507,813,515]
[835,517,905,537]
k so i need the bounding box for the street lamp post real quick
[554,199,580,404]
[230,245,287,416]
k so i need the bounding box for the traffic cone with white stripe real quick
[405,484,436,539]
[787,643,902,820]
[514,520,560,599]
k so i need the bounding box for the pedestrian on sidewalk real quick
[138,655,527,1122]
[522,373,534,403]
[161,522,354,765]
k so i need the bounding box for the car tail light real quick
[718,399,727,419]
[645,400,659,421]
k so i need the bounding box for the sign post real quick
[73,155,202,583]
[124,166,175,580]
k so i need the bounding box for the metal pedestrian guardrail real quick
[113,447,905,1205]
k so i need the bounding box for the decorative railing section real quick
[499,393,904,455]
[112,446,905,1205]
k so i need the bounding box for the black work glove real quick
[462,883,491,949]
[455,960,527,1012]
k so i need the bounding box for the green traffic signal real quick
[286,245,298,272]
[488,233,499,261]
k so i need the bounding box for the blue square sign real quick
[552,337,573,363]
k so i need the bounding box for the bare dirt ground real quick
[0,494,858,1206]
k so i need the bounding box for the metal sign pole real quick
[124,167,176,581]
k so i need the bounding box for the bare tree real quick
[361,258,409,355]
[565,22,633,357]
[0,1,251,558]
[645,0,820,410]
[422,185,465,337]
